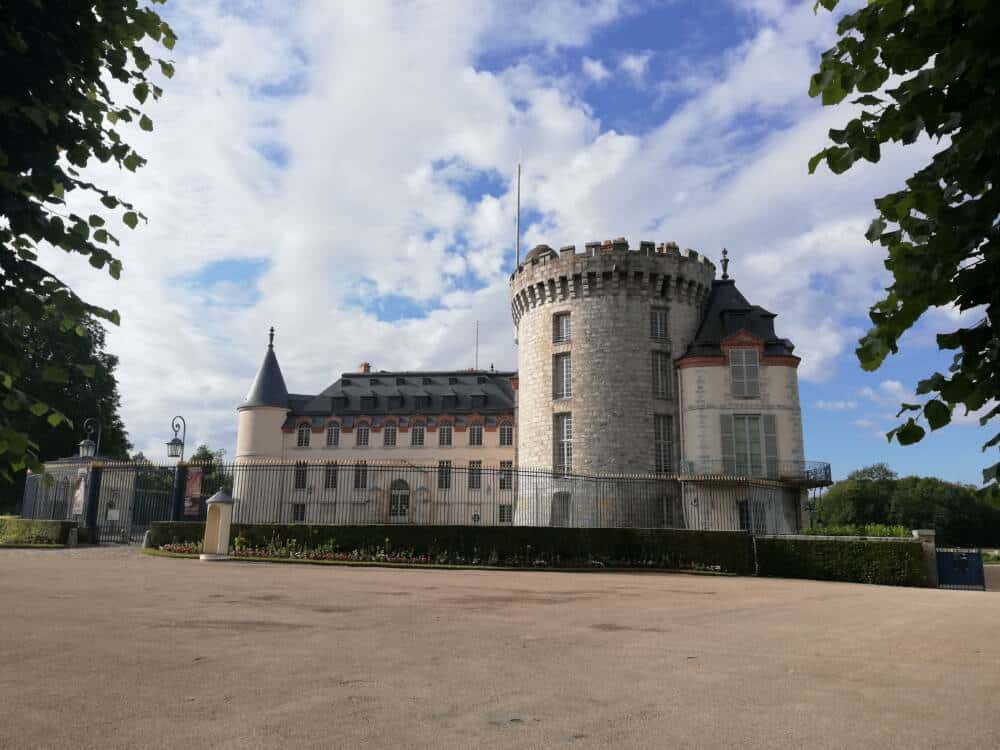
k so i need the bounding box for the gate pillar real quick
[200,490,234,561]
[171,463,189,522]
[83,464,103,544]
[912,529,938,588]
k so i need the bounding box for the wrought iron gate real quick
[936,548,986,590]
[96,465,175,544]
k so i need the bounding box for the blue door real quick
[936,548,985,590]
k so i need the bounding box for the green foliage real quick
[756,537,929,587]
[815,464,1000,546]
[810,1,1000,484]
[0,516,75,545]
[0,2,175,483]
[149,522,756,574]
[0,311,131,513]
[804,523,910,538]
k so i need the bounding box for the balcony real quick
[679,459,833,488]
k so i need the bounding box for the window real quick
[396,377,406,385]
[296,424,310,448]
[469,424,483,446]
[356,423,369,447]
[326,422,340,447]
[650,307,669,340]
[353,461,368,489]
[292,503,305,523]
[383,422,397,447]
[448,376,459,385]
[470,394,487,408]
[654,415,673,474]
[730,348,760,398]
[499,504,513,523]
[360,395,376,410]
[499,460,513,490]
[468,460,482,489]
[411,424,425,446]
[499,422,513,446]
[439,424,452,447]
[324,462,338,489]
[294,461,307,490]
[553,312,571,343]
[738,499,767,533]
[554,413,572,475]
[653,351,672,399]
[442,394,457,408]
[414,395,431,409]
[389,480,409,519]
[437,460,452,490]
[721,414,777,477]
[553,353,572,399]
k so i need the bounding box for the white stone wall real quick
[511,244,715,474]
[235,406,289,461]
[676,363,805,470]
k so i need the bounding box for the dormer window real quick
[296,424,311,448]
[448,377,459,385]
[360,395,376,410]
[414,395,431,409]
[730,348,760,398]
[470,394,487,408]
[441,394,457,409]
[422,377,433,385]
[396,377,406,385]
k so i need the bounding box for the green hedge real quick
[756,537,929,587]
[148,522,754,574]
[0,517,76,546]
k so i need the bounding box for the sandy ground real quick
[1,547,998,750]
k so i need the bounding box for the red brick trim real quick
[762,355,801,368]
[677,356,726,369]
[720,329,764,354]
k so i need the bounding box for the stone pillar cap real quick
[206,490,234,506]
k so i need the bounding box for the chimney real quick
[359,362,371,374]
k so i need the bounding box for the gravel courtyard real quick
[1,547,997,750]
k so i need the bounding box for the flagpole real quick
[515,161,521,267]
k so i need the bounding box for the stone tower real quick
[509,238,715,475]
[235,328,290,463]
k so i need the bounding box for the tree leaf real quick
[923,400,951,430]
[139,114,153,132]
[122,211,139,229]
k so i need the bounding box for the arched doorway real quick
[389,479,410,522]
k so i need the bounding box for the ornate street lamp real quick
[166,415,186,460]
[78,417,101,458]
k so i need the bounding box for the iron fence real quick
[680,459,832,487]
[21,460,809,536]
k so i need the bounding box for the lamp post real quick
[166,415,186,461]
[78,417,101,459]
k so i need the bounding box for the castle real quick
[235,238,830,531]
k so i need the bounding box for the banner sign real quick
[184,467,203,518]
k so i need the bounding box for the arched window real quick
[468,424,483,446]
[326,422,340,447]
[356,423,370,447]
[296,424,310,448]
[411,423,425,447]
[383,422,397,447]
[499,422,513,447]
[439,424,452,447]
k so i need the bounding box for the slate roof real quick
[241,345,290,408]
[281,370,516,429]
[681,279,796,358]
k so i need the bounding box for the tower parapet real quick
[510,238,715,327]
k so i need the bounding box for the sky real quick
[42,0,993,484]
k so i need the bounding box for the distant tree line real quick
[816,464,1000,547]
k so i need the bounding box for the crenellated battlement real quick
[509,237,716,327]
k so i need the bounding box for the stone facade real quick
[510,239,715,473]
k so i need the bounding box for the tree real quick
[0,3,175,482]
[809,1,1000,486]
[0,312,131,513]
[189,444,226,465]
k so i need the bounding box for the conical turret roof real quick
[240,328,289,409]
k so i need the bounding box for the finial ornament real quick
[268,326,275,349]
[721,248,729,280]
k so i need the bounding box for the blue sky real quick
[50,0,992,484]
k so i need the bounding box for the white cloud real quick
[619,51,652,83]
[816,400,858,411]
[581,56,611,82]
[42,0,949,462]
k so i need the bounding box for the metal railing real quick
[21,460,812,535]
[679,459,832,486]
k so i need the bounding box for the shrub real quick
[0,517,76,545]
[805,523,910,538]
[756,537,929,587]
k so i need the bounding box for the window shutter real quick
[730,350,745,398]
[763,414,778,478]
[720,414,735,474]
[745,350,760,398]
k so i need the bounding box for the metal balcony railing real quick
[679,459,833,486]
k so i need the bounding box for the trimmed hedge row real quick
[755,537,928,587]
[150,522,755,574]
[0,517,76,546]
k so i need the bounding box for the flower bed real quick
[158,541,202,555]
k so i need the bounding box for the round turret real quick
[510,238,715,475]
